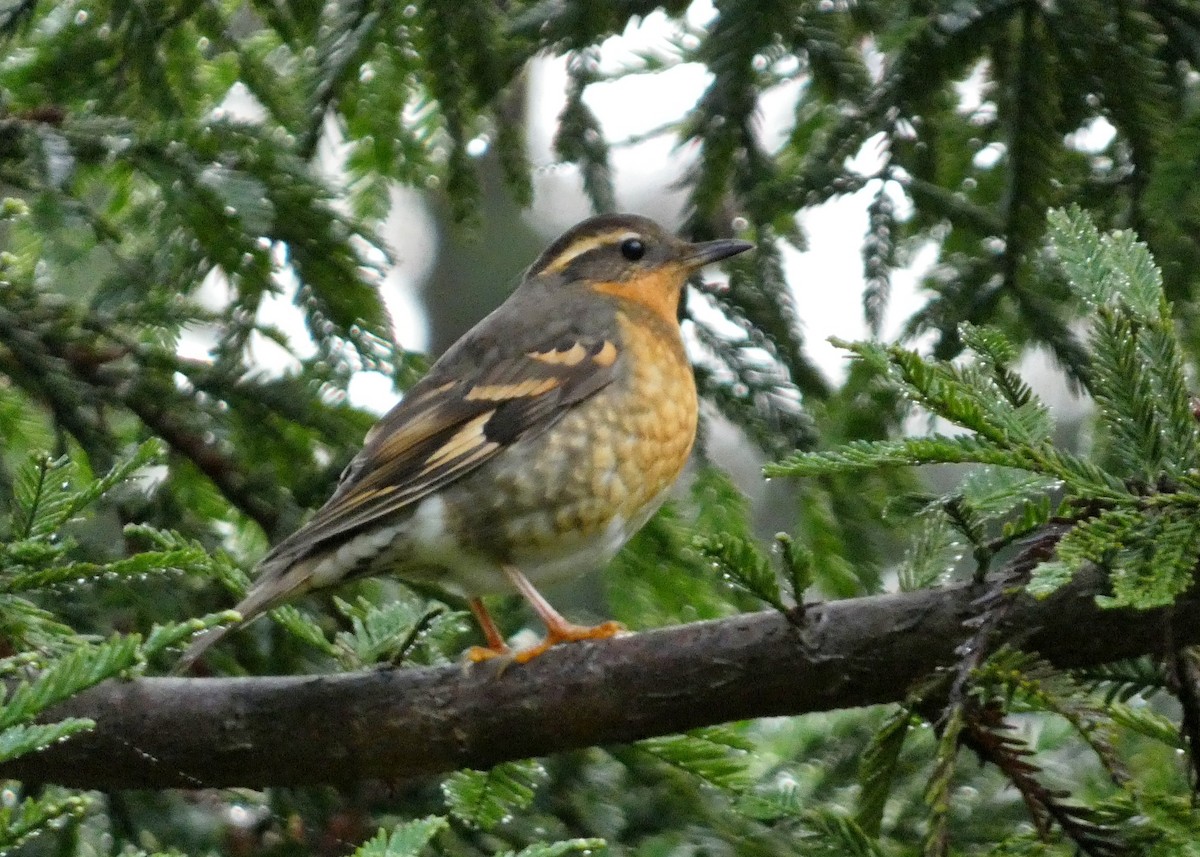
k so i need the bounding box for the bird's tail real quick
[171,618,240,675]
[172,556,316,674]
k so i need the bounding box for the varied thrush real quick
[177,213,753,670]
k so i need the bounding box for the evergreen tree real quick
[4,1,1200,855]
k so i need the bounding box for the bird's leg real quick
[503,564,623,663]
[464,597,511,662]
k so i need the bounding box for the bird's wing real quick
[266,331,623,562]
[173,329,623,673]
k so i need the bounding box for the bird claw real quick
[464,644,511,663]
[465,620,626,667]
[512,620,625,664]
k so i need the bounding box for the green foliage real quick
[775,532,814,603]
[0,792,90,855]
[355,816,448,857]
[802,808,888,857]
[863,185,897,338]
[555,50,615,214]
[1107,703,1183,750]
[442,760,547,830]
[0,444,239,850]
[0,637,137,731]
[5,1,1200,855]
[1047,207,1199,481]
[11,440,159,539]
[898,514,961,592]
[765,207,1200,853]
[269,604,339,658]
[636,726,754,794]
[333,596,449,668]
[693,532,785,612]
[353,815,603,857]
[1080,658,1169,704]
[0,719,92,764]
[856,706,914,837]
[496,840,607,857]
[922,704,964,857]
[775,209,1200,610]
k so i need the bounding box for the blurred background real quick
[217,2,937,401]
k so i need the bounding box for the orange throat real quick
[589,265,687,327]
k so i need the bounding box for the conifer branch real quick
[0,307,116,470]
[104,374,285,538]
[9,560,1200,790]
[55,345,293,539]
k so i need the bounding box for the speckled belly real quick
[444,310,698,586]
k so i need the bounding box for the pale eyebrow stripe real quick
[542,230,639,274]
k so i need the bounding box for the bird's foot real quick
[464,643,512,663]
[512,620,625,664]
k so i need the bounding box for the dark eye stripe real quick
[533,229,641,275]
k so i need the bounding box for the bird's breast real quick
[456,307,698,566]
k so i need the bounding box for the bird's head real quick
[525,214,753,323]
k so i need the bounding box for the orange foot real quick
[465,643,511,663]
[513,620,625,664]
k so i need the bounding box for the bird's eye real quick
[620,237,646,261]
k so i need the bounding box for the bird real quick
[175,213,753,671]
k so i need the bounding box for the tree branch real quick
[0,306,117,471]
[9,564,1197,790]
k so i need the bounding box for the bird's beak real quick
[680,238,755,270]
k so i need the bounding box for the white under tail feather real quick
[172,556,317,674]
